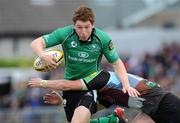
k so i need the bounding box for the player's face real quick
[74,20,94,41]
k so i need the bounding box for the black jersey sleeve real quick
[83,70,110,91]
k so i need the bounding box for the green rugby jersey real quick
[43,25,119,80]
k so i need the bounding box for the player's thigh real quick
[153,93,180,123]
[63,91,97,122]
[71,106,91,123]
[132,112,155,123]
[72,91,97,123]
[78,91,97,114]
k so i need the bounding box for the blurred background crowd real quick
[0,0,180,123]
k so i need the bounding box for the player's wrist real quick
[123,84,130,89]
[40,80,48,88]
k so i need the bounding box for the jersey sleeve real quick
[83,71,110,91]
[42,25,73,48]
[101,32,120,63]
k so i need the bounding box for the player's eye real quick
[85,26,89,29]
[77,26,82,29]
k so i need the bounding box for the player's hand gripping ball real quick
[33,50,63,72]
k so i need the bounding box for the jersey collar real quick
[74,28,95,43]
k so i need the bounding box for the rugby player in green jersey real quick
[30,5,139,123]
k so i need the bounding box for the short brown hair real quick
[72,5,95,24]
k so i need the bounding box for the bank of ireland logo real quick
[71,41,77,47]
[78,52,89,58]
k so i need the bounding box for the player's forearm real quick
[42,79,83,91]
[45,80,66,90]
[112,59,130,88]
[31,37,46,57]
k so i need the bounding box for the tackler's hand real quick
[122,86,140,97]
[43,91,65,105]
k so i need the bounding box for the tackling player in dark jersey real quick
[28,70,180,123]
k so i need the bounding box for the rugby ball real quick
[33,50,63,72]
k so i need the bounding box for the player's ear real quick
[91,22,94,27]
